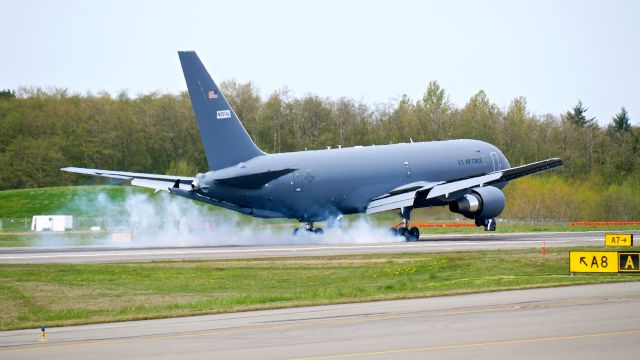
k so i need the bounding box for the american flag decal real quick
[208,90,218,99]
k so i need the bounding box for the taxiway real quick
[1,282,638,359]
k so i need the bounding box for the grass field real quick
[1,247,637,331]
[0,186,132,219]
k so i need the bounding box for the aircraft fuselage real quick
[196,139,510,222]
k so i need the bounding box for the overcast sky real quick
[2,0,638,124]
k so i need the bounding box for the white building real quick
[31,215,73,232]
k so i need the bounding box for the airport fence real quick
[0,218,32,232]
[569,221,640,226]
[0,217,129,233]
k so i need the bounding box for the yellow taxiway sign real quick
[619,252,640,272]
[569,251,619,273]
[605,234,634,247]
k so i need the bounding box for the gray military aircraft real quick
[62,51,563,241]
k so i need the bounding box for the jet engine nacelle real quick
[449,186,505,220]
[191,173,206,191]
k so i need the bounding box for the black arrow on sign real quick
[580,257,587,266]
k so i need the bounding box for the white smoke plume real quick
[66,188,402,247]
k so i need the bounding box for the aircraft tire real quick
[314,228,324,235]
[408,226,420,241]
[484,218,496,231]
[390,227,399,236]
[292,228,300,236]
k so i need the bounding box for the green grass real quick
[0,186,132,218]
[1,247,637,330]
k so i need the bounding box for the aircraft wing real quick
[365,181,444,214]
[488,157,565,183]
[365,158,563,214]
[61,167,195,191]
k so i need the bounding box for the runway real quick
[0,231,630,264]
[1,282,638,359]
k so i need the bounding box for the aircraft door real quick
[490,152,501,171]
[404,161,411,177]
[292,171,303,192]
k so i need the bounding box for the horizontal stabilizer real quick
[61,167,194,191]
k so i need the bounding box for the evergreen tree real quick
[611,106,631,132]
[563,100,596,127]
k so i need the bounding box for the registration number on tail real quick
[217,110,231,119]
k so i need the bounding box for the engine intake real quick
[191,173,206,191]
[449,186,505,220]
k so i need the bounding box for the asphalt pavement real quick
[1,282,639,359]
[0,231,632,264]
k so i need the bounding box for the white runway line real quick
[0,238,601,261]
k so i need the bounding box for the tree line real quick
[0,83,637,220]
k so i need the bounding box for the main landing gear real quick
[292,222,324,236]
[390,207,420,242]
[475,218,497,231]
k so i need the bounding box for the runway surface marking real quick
[290,329,640,360]
[0,239,594,261]
[1,231,619,264]
[2,295,637,354]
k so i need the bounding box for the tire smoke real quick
[52,188,402,247]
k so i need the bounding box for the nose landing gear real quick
[390,207,420,241]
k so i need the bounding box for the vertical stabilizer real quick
[178,51,264,170]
